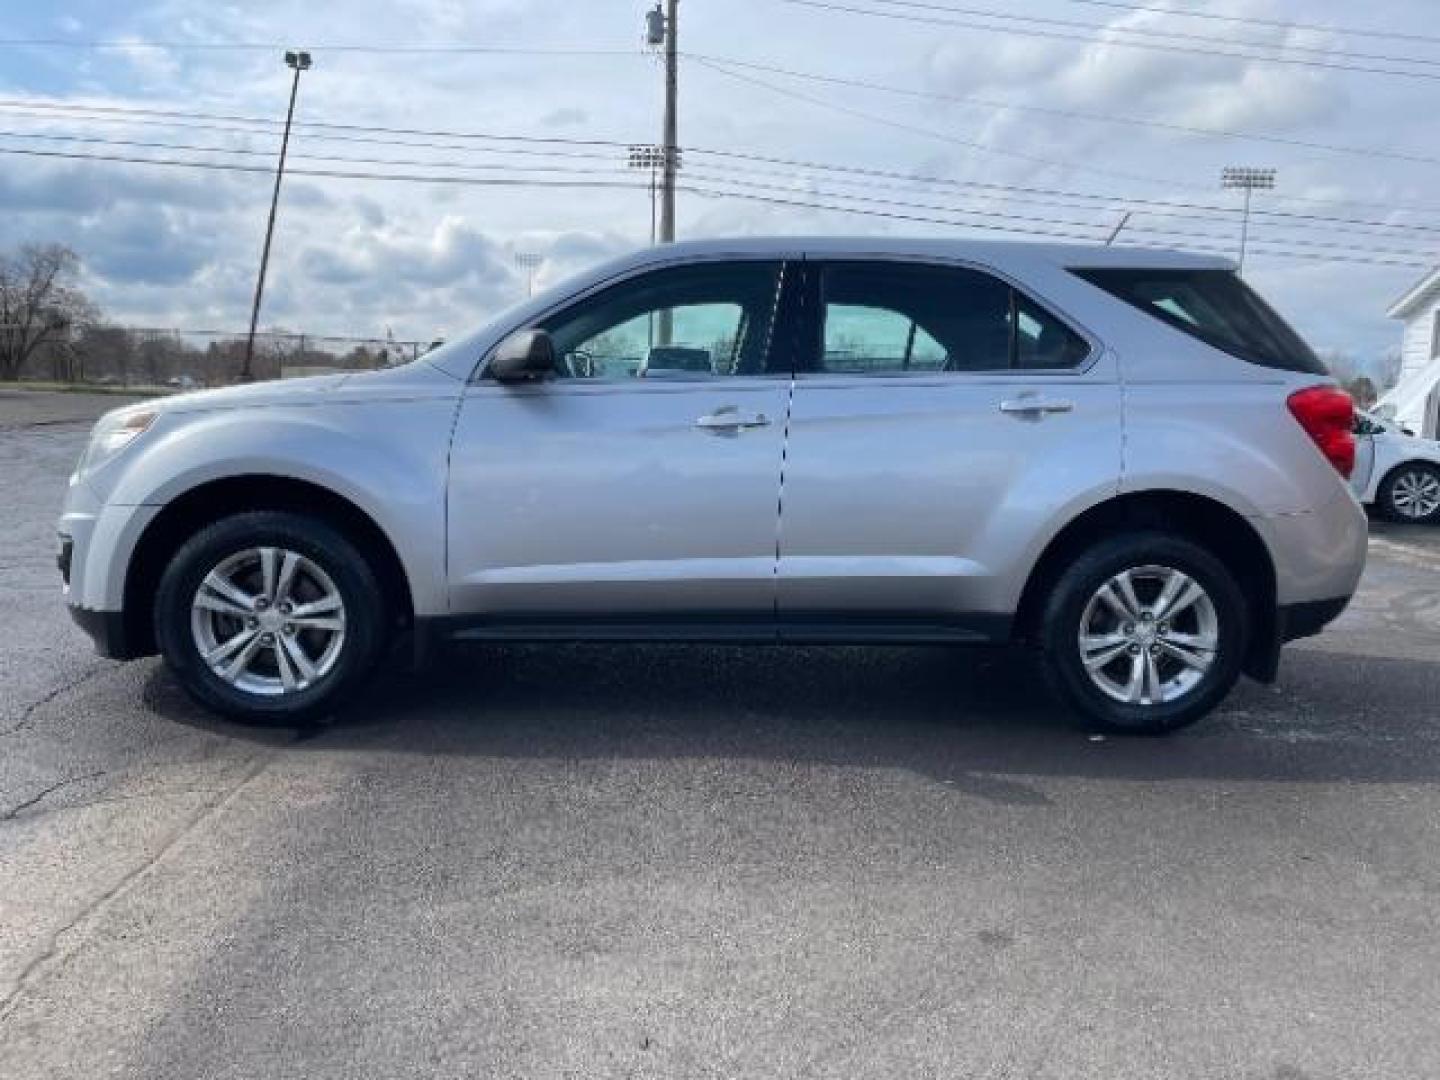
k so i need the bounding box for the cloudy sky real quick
[1,0,1436,369]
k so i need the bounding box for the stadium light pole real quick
[1221,166,1276,274]
[628,144,674,244]
[241,49,311,382]
[514,252,543,298]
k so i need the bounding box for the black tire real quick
[1039,532,1248,735]
[1378,462,1440,525]
[155,511,387,724]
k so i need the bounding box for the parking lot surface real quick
[3,391,1439,1079]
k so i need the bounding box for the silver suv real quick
[58,238,1367,733]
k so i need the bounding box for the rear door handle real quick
[998,396,1074,416]
[695,406,771,432]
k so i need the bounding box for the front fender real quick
[98,400,458,616]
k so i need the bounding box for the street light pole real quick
[1220,166,1276,274]
[241,49,311,382]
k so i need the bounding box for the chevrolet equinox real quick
[59,238,1367,733]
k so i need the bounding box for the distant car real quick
[1353,410,1440,523]
[58,237,1367,734]
[167,375,197,391]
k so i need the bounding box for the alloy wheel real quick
[1077,564,1218,706]
[1390,469,1440,520]
[189,546,347,696]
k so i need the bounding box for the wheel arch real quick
[122,474,415,657]
[1013,489,1278,679]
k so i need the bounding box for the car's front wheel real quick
[1379,462,1440,524]
[1040,532,1248,734]
[155,511,386,724]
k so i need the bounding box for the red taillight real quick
[1287,385,1355,479]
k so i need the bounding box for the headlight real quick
[75,408,158,478]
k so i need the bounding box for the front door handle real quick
[695,406,771,432]
[998,396,1074,416]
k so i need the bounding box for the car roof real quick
[605,235,1235,273]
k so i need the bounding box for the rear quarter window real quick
[1072,266,1326,376]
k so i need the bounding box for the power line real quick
[691,55,1208,193]
[687,52,1440,169]
[8,93,1440,229]
[683,169,1438,261]
[0,39,642,56]
[685,183,1434,269]
[0,144,659,191]
[1,140,1431,270]
[0,97,639,150]
[4,123,1433,251]
[1051,0,1440,47]
[691,55,1440,218]
[778,0,1440,82]
[857,0,1440,68]
[701,155,1440,240]
[0,103,637,166]
[2,88,1426,215]
[0,129,638,178]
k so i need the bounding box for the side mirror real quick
[487,329,556,382]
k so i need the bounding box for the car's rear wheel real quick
[1379,463,1440,524]
[1040,532,1248,734]
[155,511,386,724]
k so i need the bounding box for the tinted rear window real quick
[1073,267,1325,375]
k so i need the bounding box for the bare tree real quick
[1377,346,1404,392]
[1343,375,1378,408]
[0,243,98,381]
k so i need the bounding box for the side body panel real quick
[446,377,790,617]
[779,361,1122,620]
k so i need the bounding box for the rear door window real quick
[1073,266,1324,375]
[811,261,1090,374]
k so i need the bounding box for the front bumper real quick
[59,478,163,661]
[68,604,145,660]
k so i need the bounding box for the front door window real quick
[540,261,783,380]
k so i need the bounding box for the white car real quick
[1353,410,1440,523]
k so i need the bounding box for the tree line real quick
[0,242,418,387]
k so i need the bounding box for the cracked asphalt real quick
[2,390,1439,1079]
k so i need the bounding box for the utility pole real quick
[1220,166,1275,274]
[658,0,679,245]
[241,49,311,382]
[644,2,679,344]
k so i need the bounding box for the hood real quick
[157,372,352,414]
[140,362,463,417]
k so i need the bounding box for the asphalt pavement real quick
[2,391,1439,1079]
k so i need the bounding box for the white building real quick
[1378,267,1440,437]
